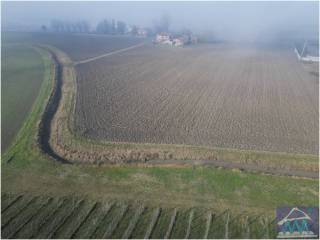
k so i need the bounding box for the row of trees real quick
[96,19,126,34]
[50,20,90,33]
[49,19,127,34]
[153,14,171,33]
[48,14,171,35]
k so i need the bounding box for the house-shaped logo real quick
[277,207,319,238]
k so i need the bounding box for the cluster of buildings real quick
[155,32,198,47]
[123,27,200,46]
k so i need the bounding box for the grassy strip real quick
[28,198,66,238]
[165,208,178,239]
[144,207,161,239]
[75,202,113,239]
[1,196,36,228]
[14,198,59,239]
[171,209,190,238]
[0,193,301,239]
[11,197,55,238]
[203,212,212,239]
[4,197,52,239]
[1,44,46,152]
[224,211,230,238]
[53,201,95,239]
[150,209,171,238]
[112,205,136,239]
[91,203,118,238]
[122,204,145,239]
[131,207,155,238]
[69,201,98,238]
[188,208,207,239]
[2,46,54,164]
[1,195,22,213]
[185,209,194,238]
[102,204,129,238]
[49,200,83,238]
[207,211,227,238]
[35,198,75,238]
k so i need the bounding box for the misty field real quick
[1,33,318,239]
[75,43,318,154]
[3,32,144,61]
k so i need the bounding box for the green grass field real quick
[1,33,318,238]
[1,44,45,152]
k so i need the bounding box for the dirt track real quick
[38,45,318,179]
[74,42,145,65]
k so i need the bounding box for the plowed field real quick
[75,43,318,154]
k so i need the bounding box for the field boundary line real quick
[74,42,145,65]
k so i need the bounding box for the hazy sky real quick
[2,1,319,41]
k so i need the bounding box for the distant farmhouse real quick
[155,32,198,47]
[126,26,149,38]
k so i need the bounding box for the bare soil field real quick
[75,43,318,155]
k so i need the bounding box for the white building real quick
[156,32,171,43]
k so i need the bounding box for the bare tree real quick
[96,19,110,34]
[131,25,138,36]
[153,13,171,33]
[41,25,47,32]
[111,19,116,34]
[116,21,126,34]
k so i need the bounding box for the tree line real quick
[50,20,90,33]
[96,19,126,34]
[46,14,171,36]
[48,19,130,35]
